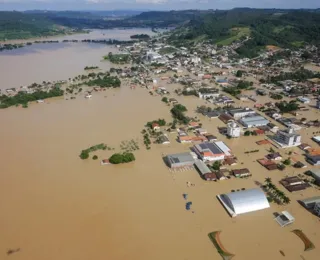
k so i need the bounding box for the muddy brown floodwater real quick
[0,32,319,260]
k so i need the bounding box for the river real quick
[0,28,156,90]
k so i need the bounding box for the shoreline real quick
[0,30,90,45]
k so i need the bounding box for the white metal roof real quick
[215,141,231,156]
[222,188,270,215]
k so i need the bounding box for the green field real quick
[217,27,250,46]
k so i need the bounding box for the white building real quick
[191,56,201,65]
[239,115,269,128]
[217,188,270,217]
[146,51,163,62]
[227,120,241,138]
[228,108,256,119]
[198,88,219,99]
[274,126,302,148]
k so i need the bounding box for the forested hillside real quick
[168,9,320,57]
[0,11,73,40]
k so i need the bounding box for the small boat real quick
[85,94,92,99]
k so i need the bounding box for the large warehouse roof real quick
[218,188,270,217]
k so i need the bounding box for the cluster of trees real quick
[268,68,320,83]
[182,89,197,96]
[84,66,99,70]
[146,119,166,129]
[86,75,121,88]
[223,80,253,97]
[264,178,291,204]
[130,34,150,39]
[244,130,258,136]
[0,86,64,109]
[196,105,213,114]
[103,52,130,64]
[275,101,299,113]
[161,97,168,103]
[270,93,283,100]
[109,152,135,164]
[237,80,253,89]
[143,132,151,150]
[79,143,108,160]
[223,87,241,97]
[170,104,189,124]
[0,43,24,52]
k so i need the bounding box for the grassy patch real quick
[291,41,304,47]
[217,27,250,46]
[273,25,293,33]
[292,229,315,251]
[208,231,235,260]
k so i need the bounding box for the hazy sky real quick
[0,0,319,11]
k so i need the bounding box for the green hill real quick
[168,9,320,57]
[0,11,72,40]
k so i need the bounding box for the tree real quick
[265,177,272,184]
[236,70,243,77]
[212,161,221,171]
[80,150,89,160]
[92,155,98,160]
[162,97,168,103]
[283,197,291,204]
[109,152,135,164]
[283,158,291,166]
[244,130,251,136]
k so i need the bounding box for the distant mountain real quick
[24,10,145,17]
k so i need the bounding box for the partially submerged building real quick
[300,196,320,217]
[280,176,310,192]
[227,120,241,138]
[193,141,231,162]
[228,107,256,119]
[275,211,295,227]
[165,152,197,168]
[273,126,302,148]
[217,188,270,217]
[194,160,212,175]
[239,114,269,128]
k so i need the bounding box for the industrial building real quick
[239,114,270,128]
[198,88,219,99]
[217,188,270,217]
[228,107,256,119]
[280,176,310,192]
[194,160,212,175]
[165,152,197,168]
[300,196,320,217]
[193,141,231,162]
[308,169,320,184]
[273,126,302,148]
[227,120,241,137]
